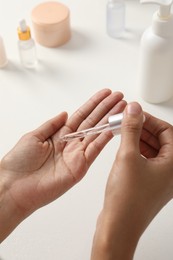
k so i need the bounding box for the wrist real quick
[91,204,146,260]
[0,166,24,242]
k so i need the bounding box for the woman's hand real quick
[91,102,173,260]
[0,89,126,242]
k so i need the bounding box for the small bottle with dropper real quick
[17,19,37,68]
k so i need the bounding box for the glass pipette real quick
[60,113,123,142]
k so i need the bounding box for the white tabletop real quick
[1,0,173,259]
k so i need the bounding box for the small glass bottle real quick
[17,19,37,68]
[106,0,125,38]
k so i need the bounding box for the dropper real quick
[17,19,31,41]
[60,113,123,142]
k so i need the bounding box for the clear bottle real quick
[17,19,37,68]
[106,0,125,38]
[0,35,8,68]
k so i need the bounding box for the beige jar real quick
[31,1,71,48]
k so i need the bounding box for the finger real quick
[140,140,159,158]
[83,100,127,163]
[119,102,144,155]
[33,112,68,141]
[78,93,125,131]
[143,112,173,146]
[66,89,112,131]
[77,91,124,131]
[141,127,160,151]
[85,130,113,165]
[82,100,127,148]
[66,89,123,132]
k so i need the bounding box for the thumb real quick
[120,102,144,154]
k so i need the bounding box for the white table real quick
[1,0,173,259]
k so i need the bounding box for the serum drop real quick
[106,0,125,38]
[17,19,37,68]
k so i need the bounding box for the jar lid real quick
[31,1,70,29]
[31,1,71,47]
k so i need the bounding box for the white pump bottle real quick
[139,0,173,104]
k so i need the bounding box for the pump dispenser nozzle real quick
[140,0,173,36]
[140,0,173,18]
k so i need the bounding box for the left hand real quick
[0,89,126,219]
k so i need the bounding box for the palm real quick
[1,89,126,216]
[5,137,89,211]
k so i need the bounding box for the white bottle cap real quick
[0,36,8,68]
[141,0,173,37]
[141,0,173,18]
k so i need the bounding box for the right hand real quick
[91,102,173,260]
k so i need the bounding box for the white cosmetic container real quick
[139,0,173,104]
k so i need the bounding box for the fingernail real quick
[127,102,142,115]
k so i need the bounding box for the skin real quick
[1,91,173,259]
[0,89,126,243]
[91,102,173,260]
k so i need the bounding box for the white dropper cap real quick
[19,19,27,32]
[108,113,123,127]
[0,35,8,68]
[108,113,123,136]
